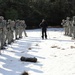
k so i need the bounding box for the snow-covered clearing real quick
[0,28,75,75]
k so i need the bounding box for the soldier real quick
[18,20,24,38]
[39,19,48,39]
[0,16,5,50]
[69,18,73,37]
[65,17,71,36]
[15,20,20,40]
[72,16,75,39]
[0,17,2,50]
[10,20,15,42]
[3,19,7,46]
[23,20,27,37]
[7,19,12,44]
[61,19,66,35]
[19,20,27,37]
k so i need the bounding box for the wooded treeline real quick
[0,0,75,28]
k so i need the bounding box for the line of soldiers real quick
[61,16,75,39]
[0,16,27,54]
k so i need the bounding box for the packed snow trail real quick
[0,28,75,75]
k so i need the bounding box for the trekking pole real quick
[47,30,50,39]
[39,28,42,38]
[40,28,42,37]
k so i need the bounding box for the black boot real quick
[42,36,44,40]
[1,47,6,50]
[4,43,7,46]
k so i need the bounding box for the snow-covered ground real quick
[0,28,75,75]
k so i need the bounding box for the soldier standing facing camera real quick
[39,19,48,39]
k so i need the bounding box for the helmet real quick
[73,16,75,20]
[66,17,70,20]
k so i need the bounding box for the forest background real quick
[0,0,75,28]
